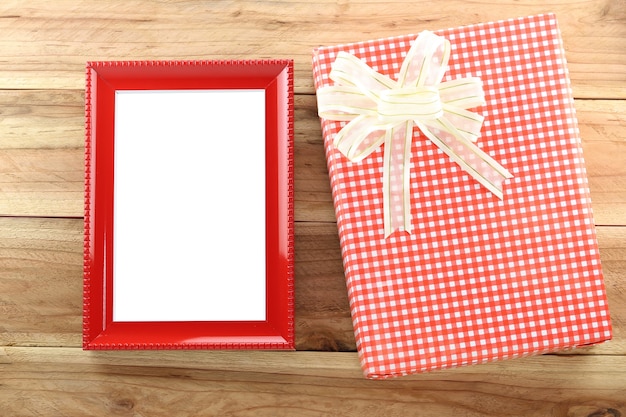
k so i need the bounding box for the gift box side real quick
[313,13,612,379]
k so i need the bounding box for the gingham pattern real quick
[312,14,612,379]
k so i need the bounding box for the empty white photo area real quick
[113,89,266,322]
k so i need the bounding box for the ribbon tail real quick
[416,118,513,199]
[382,120,414,237]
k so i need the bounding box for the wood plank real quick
[0,148,83,217]
[295,222,355,351]
[0,217,82,347]
[0,1,622,412]
[0,347,625,417]
[1,217,624,355]
[578,100,626,226]
[0,90,84,150]
[0,0,624,98]
[1,91,624,223]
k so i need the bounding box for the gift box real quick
[312,13,612,379]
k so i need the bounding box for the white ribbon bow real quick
[317,30,513,237]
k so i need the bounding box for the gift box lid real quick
[312,13,612,379]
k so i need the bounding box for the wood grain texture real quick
[0,90,84,150]
[1,217,624,355]
[577,100,626,226]
[0,1,624,415]
[0,0,624,97]
[1,347,625,417]
[1,93,624,222]
[0,148,83,217]
[0,217,82,347]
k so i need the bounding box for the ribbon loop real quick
[330,52,397,100]
[398,30,449,87]
[317,85,378,121]
[317,31,513,237]
[334,115,389,162]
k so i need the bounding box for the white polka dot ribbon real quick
[317,30,513,237]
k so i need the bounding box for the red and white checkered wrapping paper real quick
[312,13,612,379]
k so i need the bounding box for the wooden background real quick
[1,1,625,415]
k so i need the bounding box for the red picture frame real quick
[83,60,294,350]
